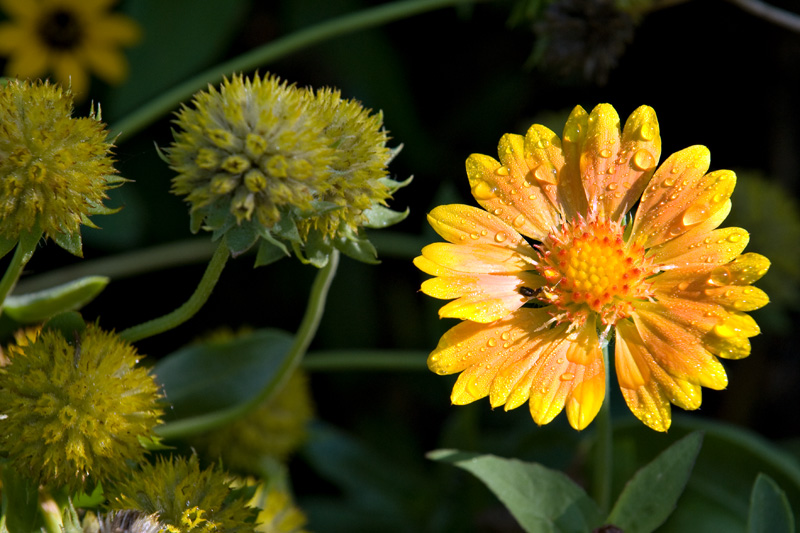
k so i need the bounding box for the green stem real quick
[155,249,339,440]
[593,341,613,514]
[0,230,41,313]
[119,238,230,343]
[109,0,491,142]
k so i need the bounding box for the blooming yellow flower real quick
[415,104,770,432]
[0,78,123,254]
[0,322,163,490]
[0,0,140,97]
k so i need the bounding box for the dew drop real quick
[681,203,710,227]
[480,229,488,236]
[559,372,575,381]
[496,166,509,176]
[600,148,612,158]
[471,180,497,200]
[500,332,511,341]
[487,338,497,347]
[663,177,676,187]
[512,214,526,228]
[493,208,503,216]
[727,233,742,243]
[639,122,657,141]
[469,233,479,240]
[607,183,618,191]
[632,149,655,171]
[677,281,690,291]
[495,232,508,243]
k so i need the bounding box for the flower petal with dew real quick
[415,103,769,431]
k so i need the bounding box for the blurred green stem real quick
[110,0,492,141]
[304,349,428,371]
[119,238,231,343]
[156,249,339,440]
[593,342,613,514]
[0,230,41,314]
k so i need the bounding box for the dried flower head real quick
[107,455,257,533]
[168,72,408,266]
[0,79,123,254]
[0,0,141,97]
[0,322,163,490]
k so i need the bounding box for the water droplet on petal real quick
[677,281,690,291]
[487,338,497,347]
[632,149,655,171]
[472,180,497,200]
[495,232,508,243]
[682,203,710,227]
[607,183,618,191]
[600,148,612,158]
[496,166,509,176]
[639,122,657,141]
[663,177,676,187]
[559,372,575,381]
[512,214,526,228]
[727,233,742,243]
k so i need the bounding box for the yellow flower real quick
[254,484,310,533]
[414,104,770,432]
[0,78,123,254]
[0,0,140,97]
[0,322,163,490]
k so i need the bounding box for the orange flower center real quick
[536,216,654,325]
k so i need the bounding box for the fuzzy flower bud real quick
[0,79,123,254]
[107,455,258,532]
[167,72,409,267]
[0,322,162,490]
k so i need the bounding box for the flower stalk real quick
[119,237,231,343]
[593,342,613,514]
[0,230,42,314]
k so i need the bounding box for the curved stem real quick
[109,0,492,142]
[593,341,613,514]
[155,249,339,440]
[119,238,230,343]
[0,230,41,313]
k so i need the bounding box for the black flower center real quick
[38,9,83,50]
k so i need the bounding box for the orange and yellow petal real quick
[422,271,544,323]
[426,204,534,255]
[465,138,561,241]
[648,225,749,271]
[578,104,662,221]
[418,242,534,274]
[631,146,736,248]
[615,319,703,432]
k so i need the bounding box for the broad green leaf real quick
[51,229,83,257]
[747,474,795,533]
[0,235,17,260]
[334,233,380,264]
[429,449,602,533]
[42,311,87,341]
[362,205,410,229]
[254,238,289,267]
[153,328,293,421]
[4,275,109,323]
[1,465,39,533]
[607,431,704,533]
[225,222,258,257]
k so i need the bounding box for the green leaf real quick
[4,275,109,323]
[42,311,87,342]
[225,222,258,257]
[51,229,83,257]
[153,328,294,422]
[334,233,380,264]
[428,449,602,533]
[747,474,795,533]
[362,205,410,229]
[1,465,39,533]
[254,238,289,267]
[0,235,17,261]
[607,431,704,533]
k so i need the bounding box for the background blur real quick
[7,0,800,531]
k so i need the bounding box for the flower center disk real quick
[537,217,653,324]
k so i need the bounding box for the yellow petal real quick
[82,46,128,85]
[559,105,590,217]
[632,304,728,390]
[465,142,561,241]
[426,204,533,255]
[88,13,141,45]
[419,242,534,274]
[649,226,749,270]
[52,53,89,97]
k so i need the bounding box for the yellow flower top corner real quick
[0,0,141,97]
[415,103,770,432]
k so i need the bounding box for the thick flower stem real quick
[593,342,613,514]
[0,230,41,314]
[119,238,231,343]
[110,0,494,142]
[155,249,339,440]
